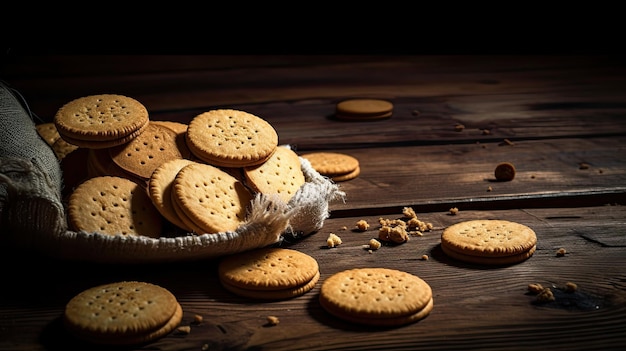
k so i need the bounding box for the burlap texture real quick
[0,82,345,263]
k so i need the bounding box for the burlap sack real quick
[0,81,344,263]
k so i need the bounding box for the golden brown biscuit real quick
[243,146,305,203]
[172,162,252,233]
[54,94,149,144]
[319,268,433,326]
[186,109,278,167]
[63,281,181,345]
[218,247,320,300]
[108,122,186,180]
[335,98,393,120]
[67,176,162,237]
[440,219,537,265]
[148,158,196,231]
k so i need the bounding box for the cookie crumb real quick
[481,129,491,135]
[266,315,280,326]
[565,282,578,293]
[176,325,191,334]
[327,233,342,248]
[536,288,555,303]
[193,314,203,324]
[454,123,465,132]
[202,344,210,351]
[556,248,567,257]
[421,254,429,261]
[355,219,370,231]
[449,207,459,215]
[379,225,409,244]
[494,162,516,181]
[579,162,590,170]
[368,238,382,250]
[527,283,544,294]
[487,186,493,192]
[499,138,514,146]
[411,109,421,116]
[341,226,348,230]
[402,206,417,219]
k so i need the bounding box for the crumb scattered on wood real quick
[536,288,555,302]
[565,282,578,293]
[421,254,429,261]
[176,326,191,334]
[266,315,280,326]
[499,138,514,146]
[454,123,465,132]
[368,238,381,250]
[355,219,370,231]
[327,233,342,248]
[487,186,493,192]
[449,207,459,215]
[579,162,590,170]
[527,283,544,294]
[193,314,203,324]
[556,248,567,257]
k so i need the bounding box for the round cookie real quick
[440,219,537,265]
[108,122,186,180]
[319,268,433,326]
[148,158,196,231]
[63,281,181,345]
[218,247,320,300]
[243,146,305,204]
[172,162,253,233]
[54,94,149,143]
[186,109,278,167]
[67,176,163,237]
[335,98,393,120]
[36,122,61,146]
[300,152,359,177]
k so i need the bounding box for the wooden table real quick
[1,54,625,350]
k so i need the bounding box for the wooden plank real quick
[318,136,626,214]
[3,55,626,121]
[1,206,624,350]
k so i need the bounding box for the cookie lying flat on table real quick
[440,219,537,265]
[300,151,360,182]
[335,98,393,121]
[63,281,182,346]
[218,247,320,300]
[319,268,433,326]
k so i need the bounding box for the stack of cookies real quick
[440,219,538,265]
[63,281,182,346]
[218,247,320,300]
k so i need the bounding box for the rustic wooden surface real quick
[1,54,625,351]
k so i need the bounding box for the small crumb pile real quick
[377,207,433,244]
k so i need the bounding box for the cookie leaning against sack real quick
[186,109,278,167]
[63,281,182,346]
[440,219,537,265]
[53,94,150,149]
[218,247,320,300]
[172,162,253,234]
[319,268,433,326]
[67,176,163,238]
[243,146,305,204]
